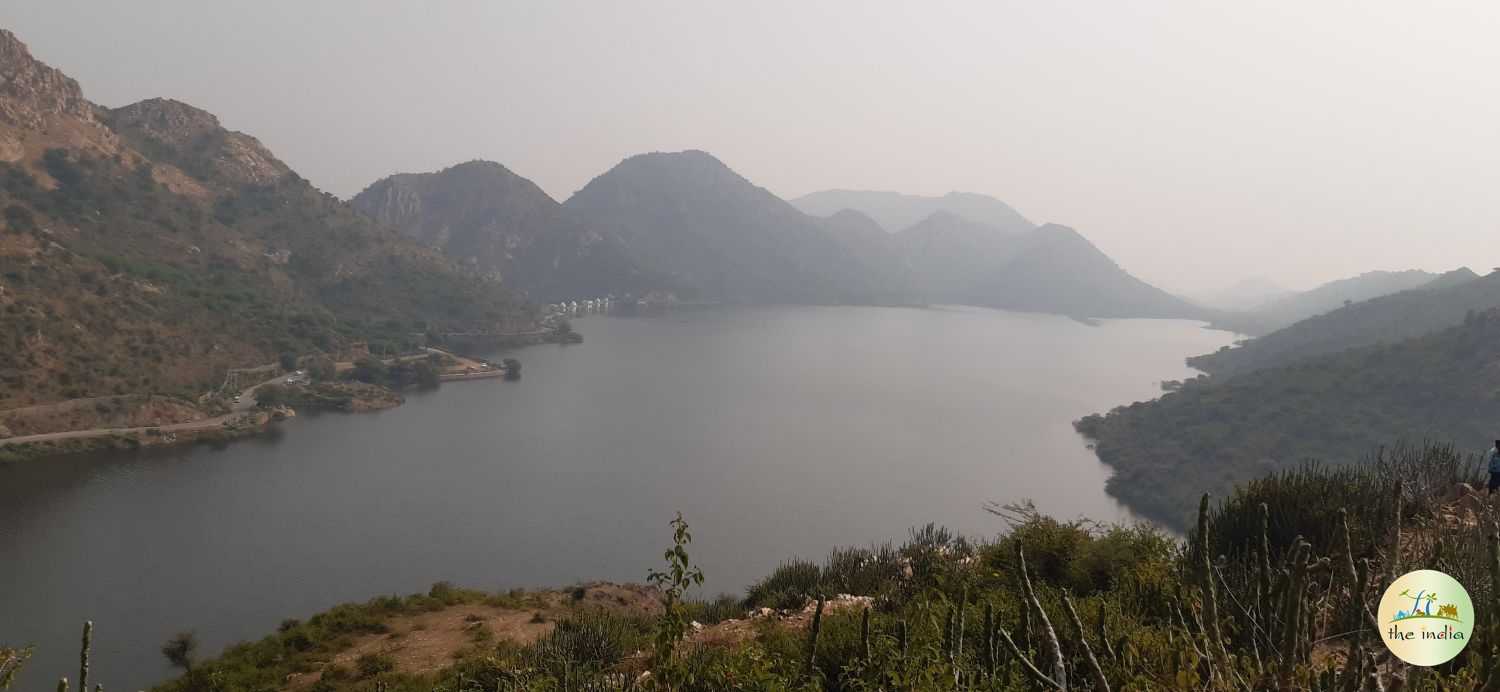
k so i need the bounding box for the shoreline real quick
[0,343,536,465]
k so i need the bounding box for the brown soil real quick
[286,583,662,689]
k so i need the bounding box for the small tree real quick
[307,358,336,382]
[161,630,197,673]
[409,361,440,388]
[351,358,388,384]
[354,652,394,678]
[647,512,704,678]
[277,353,298,372]
[503,358,521,380]
[0,645,32,689]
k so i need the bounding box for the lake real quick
[0,305,1236,689]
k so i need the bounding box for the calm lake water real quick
[0,305,1235,689]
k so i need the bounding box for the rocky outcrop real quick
[0,29,94,129]
[352,160,658,300]
[110,98,289,185]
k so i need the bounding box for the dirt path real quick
[0,374,283,447]
[286,583,661,689]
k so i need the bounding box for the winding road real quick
[0,374,288,447]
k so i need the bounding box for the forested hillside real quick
[1210,269,1449,336]
[1079,309,1500,528]
[1189,268,1492,377]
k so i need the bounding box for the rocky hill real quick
[562,150,906,304]
[976,225,1207,319]
[350,161,665,301]
[892,210,1018,301]
[0,29,533,408]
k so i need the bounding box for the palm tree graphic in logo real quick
[1391,588,1462,623]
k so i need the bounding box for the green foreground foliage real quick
[13,444,1500,690]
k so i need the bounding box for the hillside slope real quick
[892,210,1017,300]
[1078,309,1500,528]
[0,30,531,408]
[350,161,664,301]
[1189,268,1489,377]
[1212,269,1446,336]
[981,225,1209,319]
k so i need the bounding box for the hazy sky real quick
[9,2,1499,293]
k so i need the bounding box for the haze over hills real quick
[1188,267,1489,377]
[892,210,1019,301]
[1211,269,1445,336]
[1188,277,1293,312]
[0,30,533,407]
[813,208,914,296]
[349,161,665,301]
[981,224,1209,319]
[352,150,1211,319]
[790,189,1036,235]
[561,150,906,304]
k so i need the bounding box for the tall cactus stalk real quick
[1017,545,1067,690]
[955,587,967,666]
[1096,600,1114,661]
[1337,509,1360,629]
[1382,480,1403,593]
[1196,494,1226,670]
[1063,594,1110,692]
[859,607,870,663]
[804,597,824,680]
[1340,560,1372,692]
[1021,595,1033,651]
[943,605,955,665]
[1258,503,1273,632]
[78,621,91,692]
[1279,541,1309,678]
[983,602,996,676]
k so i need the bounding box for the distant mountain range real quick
[561,150,909,304]
[789,189,1036,235]
[350,161,664,301]
[0,30,533,407]
[1210,269,1447,336]
[1188,277,1294,312]
[1189,268,1486,377]
[353,153,1208,319]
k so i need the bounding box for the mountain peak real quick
[111,98,224,146]
[790,189,1035,235]
[613,149,733,175]
[109,97,288,185]
[0,28,93,129]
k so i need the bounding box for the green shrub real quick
[353,652,394,678]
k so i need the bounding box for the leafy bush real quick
[353,652,394,678]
